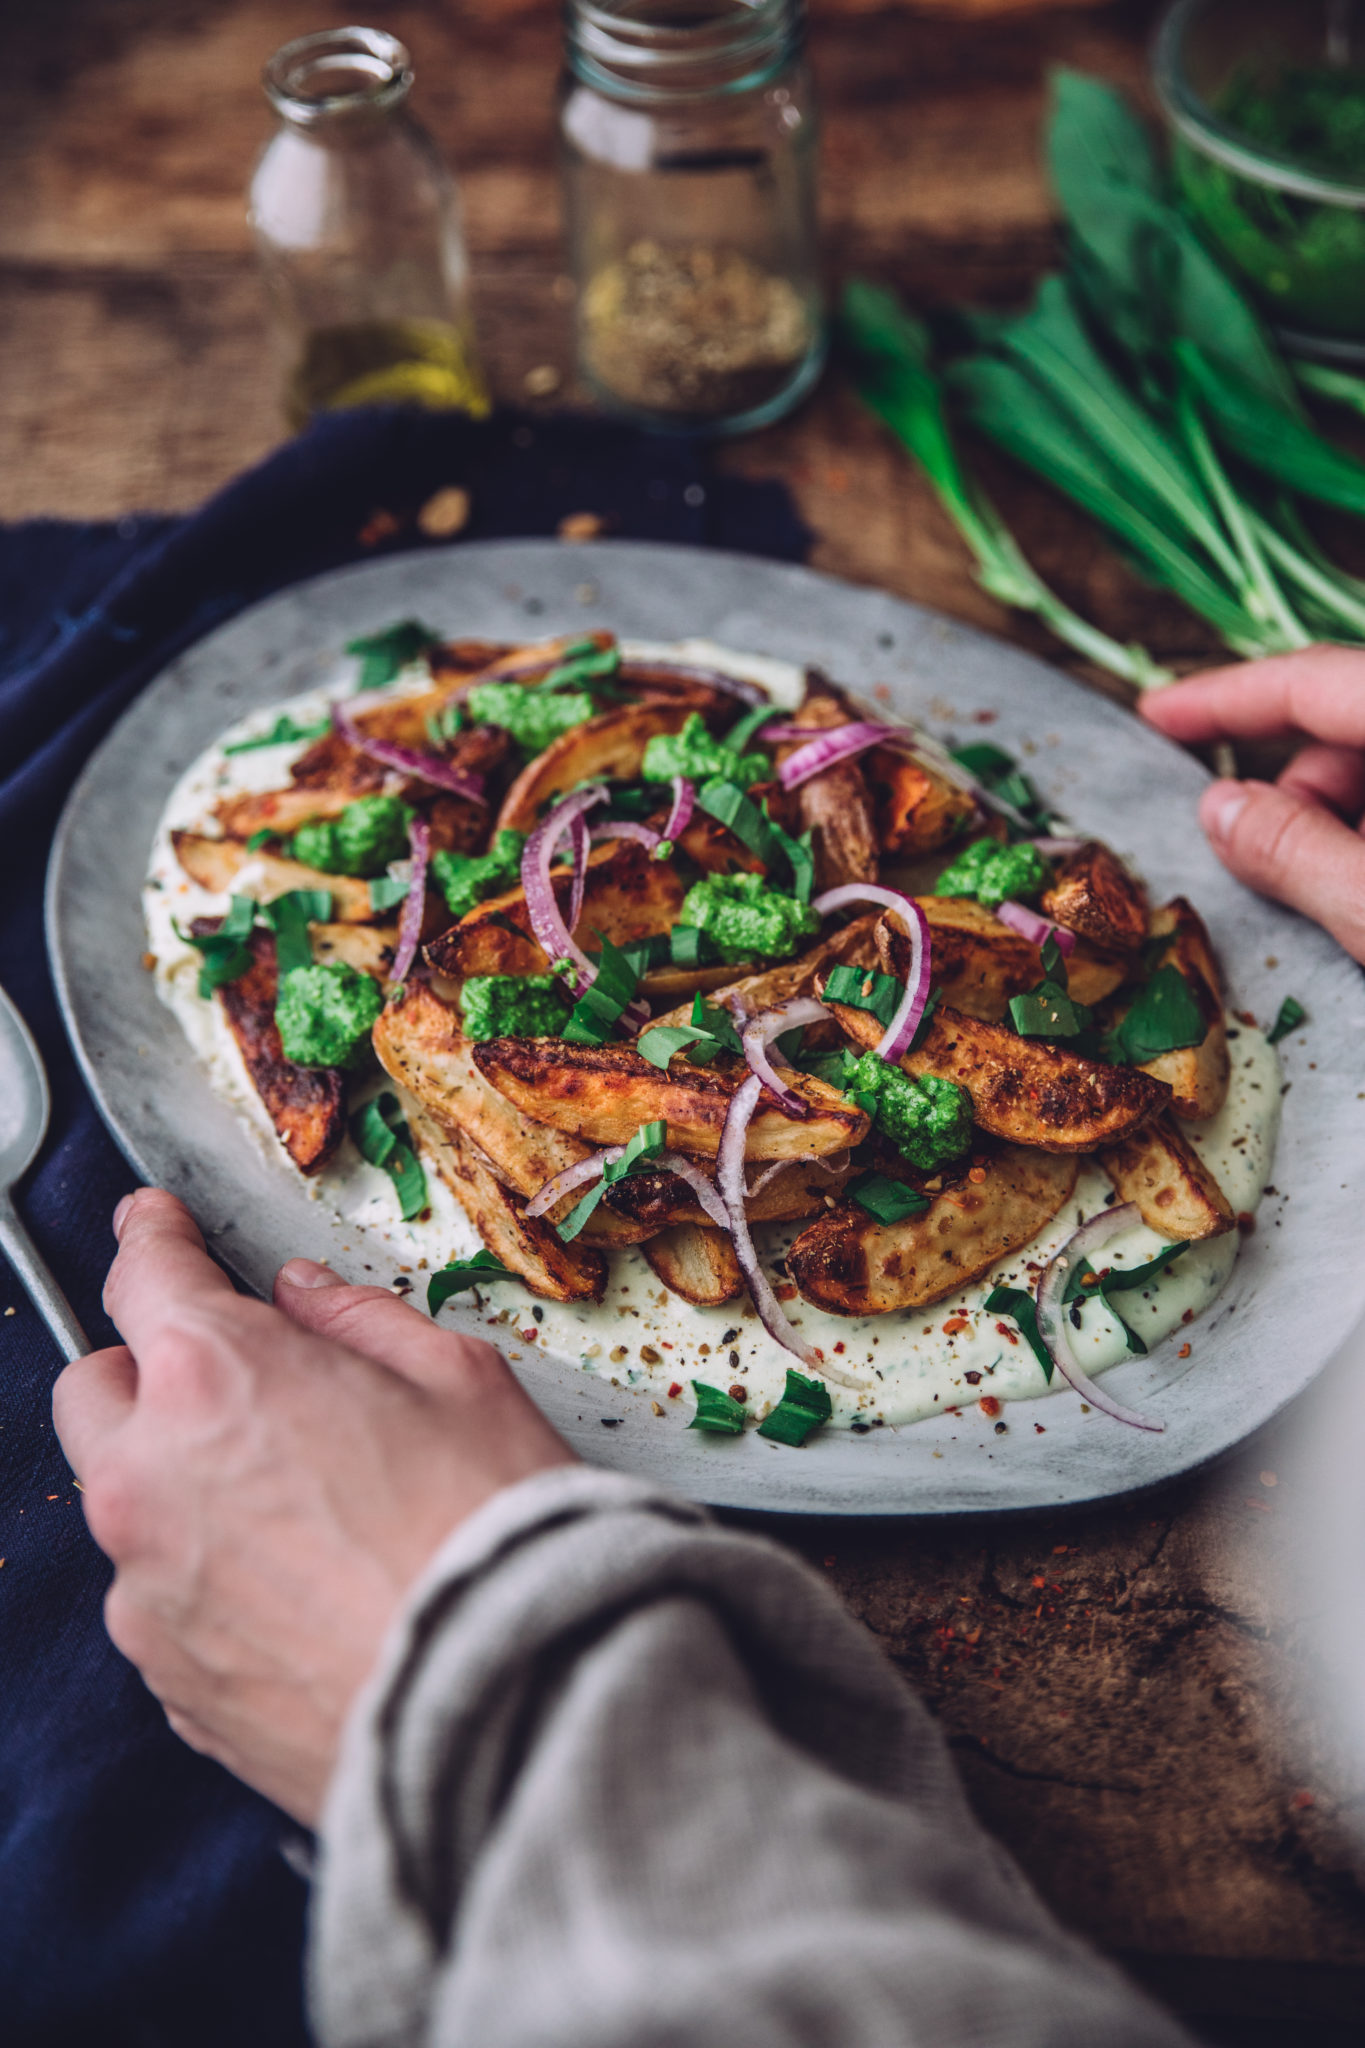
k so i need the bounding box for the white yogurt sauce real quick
[143,639,1281,1431]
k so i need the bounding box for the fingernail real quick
[1202,780,1250,842]
[112,1194,136,1239]
[277,1258,344,1291]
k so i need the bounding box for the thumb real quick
[1200,779,1365,964]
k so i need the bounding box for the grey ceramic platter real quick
[47,540,1365,1516]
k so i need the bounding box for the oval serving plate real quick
[46,540,1365,1515]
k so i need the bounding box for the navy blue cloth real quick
[0,406,808,2047]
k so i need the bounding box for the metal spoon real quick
[0,983,88,1362]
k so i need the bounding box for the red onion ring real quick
[520,787,609,993]
[811,881,917,922]
[741,998,832,1116]
[1034,1202,1165,1432]
[525,1145,624,1220]
[808,882,932,1063]
[777,721,891,791]
[663,777,695,842]
[716,1073,864,1390]
[389,816,431,987]
[656,1152,731,1230]
[744,1158,791,1199]
[626,661,764,706]
[1032,836,1085,858]
[589,819,663,852]
[567,814,589,935]
[332,702,486,803]
[995,899,1076,954]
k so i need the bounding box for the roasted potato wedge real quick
[605,1151,859,1231]
[866,746,976,857]
[638,961,751,1003]
[1135,898,1229,1120]
[495,702,695,835]
[217,767,499,859]
[772,689,878,891]
[171,831,375,923]
[821,986,1171,1153]
[787,1142,1079,1315]
[642,1223,745,1306]
[1041,840,1148,953]
[190,924,343,1175]
[672,811,765,877]
[877,901,1127,1021]
[371,981,652,1245]
[650,916,881,1034]
[1098,1113,1234,1241]
[311,923,397,978]
[471,1038,869,1160]
[406,1103,609,1303]
[426,837,686,982]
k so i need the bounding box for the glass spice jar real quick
[249,27,489,429]
[560,0,825,434]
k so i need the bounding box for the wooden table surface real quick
[6,3,1364,2037]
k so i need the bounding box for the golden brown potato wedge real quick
[605,1152,860,1232]
[371,981,652,1245]
[407,1103,609,1304]
[672,811,765,877]
[1135,898,1229,1120]
[471,1038,869,1160]
[642,1223,745,1306]
[649,916,881,1033]
[426,837,686,982]
[639,961,750,1003]
[287,688,508,798]
[189,924,344,1175]
[772,689,878,892]
[1097,1113,1234,1242]
[171,831,375,923]
[821,986,1171,1153]
[1041,841,1148,953]
[787,1143,1079,1315]
[495,702,695,836]
[866,746,976,857]
[877,901,1127,1021]
[311,923,397,978]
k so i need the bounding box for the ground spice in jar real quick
[581,239,813,421]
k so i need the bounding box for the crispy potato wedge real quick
[287,687,508,794]
[495,702,695,836]
[821,986,1171,1152]
[866,746,976,857]
[639,961,750,1002]
[877,902,1127,1021]
[471,1038,869,1160]
[406,1103,609,1303]
[191,924,344,1175]
[426,837,686,982]
[217,766,500,857]
[787,1143,1079,1315]
[605,1152,859,1231]
[649,915,881,1033]
[311,923,397,978]
[1041,840,1148,953]
[371,982,652,1245]
[773,689,878,891]
[171,831,375,922]
[1135,898,1229,1120]
[642,1223,745,1306]
[673,811,765,876]
[1098,1113,1234,1242]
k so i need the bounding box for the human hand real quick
[1141,646,1365,964]
[53,1188,573,1826]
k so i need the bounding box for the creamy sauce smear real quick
[144,640,1281,1432]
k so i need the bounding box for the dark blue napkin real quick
[0,405,808,2047]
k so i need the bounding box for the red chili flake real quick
[1034,1423,1046,1434]
[964,1369,982,1386]
[978,1395,1001,1418]
[967,1166,986,1184]
[832,1340,846,1354]
[1289,1790,1315,1811]
[774,1283,798,1301]
[942,1314,971,1336]
[1031,1575,1046,1589]
[522,1328,538,1343]
[1182,1307,1195,1324]
[972,709,998,725]
[667,1381,682,1399]
[996,1322,1019,1344]
[1177,1342,1192,1359]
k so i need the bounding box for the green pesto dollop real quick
[934,836,1048,909]
[680,871,820,964]
[431,830,527,920]
[460,973,573,1042]
[641,711,769,791]
[466,682,596,752]
[291,795,412,879]
[840,1051,973,1173]
[275,963,382,1070]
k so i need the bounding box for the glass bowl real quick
[1153,0,1365,359]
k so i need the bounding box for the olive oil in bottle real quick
[284,318,489,429]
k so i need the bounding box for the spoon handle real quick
[0,1196,88,1363]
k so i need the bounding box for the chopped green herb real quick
[428,1249,517,1313]
[368,874,411,913]
[642,712,770,791]
[245,828,275,853]
[823,962,904,1030]
[275,960,381,1069]
[425,700,465,746]
[533,644,621,692]
[557,1119,667,1241]
[223,714,332,755]
[723,704,782,754]
[935,835,1049,907]
[350,1092,428,1220]
[347,619,442,690]
[766,813,815,903]
[291,794,413,879]
[689,1380,748,1435]
[680,870,819,964]
[431,830,527,920]
[562,934,645,1047]
[984,1284,1054,1383]
[1008,980,1092,1041]
[840,1052,973,1172]
[636,991,743,1071]
[175,894,256,997]
[757,1368,833,1446]
[670,923,724,969]
[460,974,572,1042]
[467,681,597,751]
[950,745,1051,833]
[695,777,782,867]
[1107,965,1206,1064]
[1266,995,1307,1045]
[636,1023,711,1071]
[259,888,333,978]
[1064,1240,1192,1357]
[849,1172,931,1224]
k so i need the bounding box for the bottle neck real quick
[565,0,801,104]
[264,27,413,134]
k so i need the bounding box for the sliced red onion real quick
[1033,1203,1165,1432]
[811,881,917,921]
[521,787,609,993]
[741,998,833,1115]
[332,702,486,803]
[1032,836,1085,858]
[663,777,695,842]
[717,1073,863,1390]
[589,819,663,852]
[620,996,652,1036]
[744,1158,792,1199]
[626,661,764,706]
[995,899,1076,955]
[525,1145,624,1220]
[876,899,932,1062]
[567,814,588,935]
[390,816,431,987]
[656,1152,731,1230]
[777,721,891,791]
